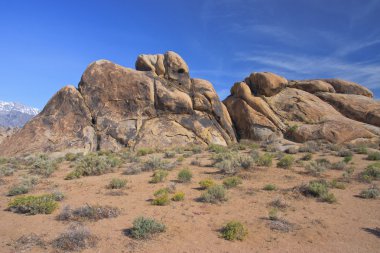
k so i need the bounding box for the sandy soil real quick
[0,149,379,253]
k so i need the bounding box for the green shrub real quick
[269,198,288,210]
[263,184,277,191]
[331,161,347,170]
[277,155,295,169]
[236,154,254,169]
[353,146,368,154]
[300,180,336,203]
[58,205,120,221]
[221,221,248,241]
[359,186,379,199]
[150,170,169,183]
[301,153,313,161]
[201,185,227,203]
[223,176,242,189]
[152,188,170,206]
[256,153,273,167]
[315,158,332,169]
[176,156,185,162]
[8,194,58,214]
[199,179,215,189]
[189,145,203,154]
[136,148,155,156]
[208,144,228,153]
[367,151,380,161]
[154,188,169,196]
[343,156,353,163]
[320,193,337,203]
[212,151,236,163]
[51,190,65,201]
[305,161,324,176]
[340,167,355,182]
[177,168,192,183]
[65,153,121,180]
[360,163,380,182]
[8,184,30,196]
[7,177,39,196]
[108,178,127,189]
[65,170,82,180]
[300,180,328,197]
[130,216,166,239]
[64,152,83,162]
[164,151,176,158]
[52,223,97,251]
[299,141,319,153]
[29,156,58,177]
[338,150,353,158]
[151,194,170,206]
[144,156,171,171]
[172,192,185,201]
[0,166,14,176]
[329,179,346,189]
[268,208,278,220]
[215,159,238,174]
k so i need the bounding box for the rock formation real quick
[0,51,236,156]
[1,51,380,157]
[224,72,380,144]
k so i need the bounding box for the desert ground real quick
[0,141,379,253]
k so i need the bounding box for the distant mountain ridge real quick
[0,101,39,127]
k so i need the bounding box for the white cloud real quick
[236,51,380,89]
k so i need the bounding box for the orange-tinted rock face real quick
[0,52,236,157]
[1,52,380,157]
[224,72,380,144]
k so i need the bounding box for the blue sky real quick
[1,0,379,109]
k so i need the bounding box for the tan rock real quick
[192,78,236,143]
[321,78,373,97]
[0,86,96,156]
[0,52,237,156]
[245,72,288,96]
[289,80,335,93]
[267,88,377,143]
[224,96,277,140]
[316,92,380,127]
[230,82,286,131]
[135,54,165,76]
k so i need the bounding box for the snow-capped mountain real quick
[0,101,40,127]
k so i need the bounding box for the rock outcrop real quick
[1,50,379,157]
[224,72,380,144]
[0,51,236,157]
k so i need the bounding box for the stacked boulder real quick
[1,51,380,157]
[0,51,236,156]
[224,72,380,144]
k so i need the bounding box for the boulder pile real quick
[1,51,379,156]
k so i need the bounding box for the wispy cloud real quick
[236,51,380,89]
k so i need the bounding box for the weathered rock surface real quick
[266,88,377,143]
[0,51,236,156]
[321,79,373,97]
[0,127,17,145]
[288,80,335,94]
[0,86,96,156]
[224,72,380,144]
[1,51,379,156]
[316,92,380,127]
[245,72,288,97]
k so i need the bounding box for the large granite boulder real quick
[316,92,380,127]
[224,72,380,144]
[0,86,96,156]
[321,79,373,97]
[245,72,288,97]
[0,52,236,157]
